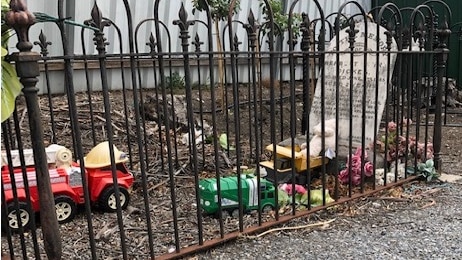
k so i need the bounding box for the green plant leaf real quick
[1,59,22,122]
[425,159,434,168]
[406,166,416,174]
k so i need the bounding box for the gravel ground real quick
[195,181,462,260]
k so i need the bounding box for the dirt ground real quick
[2,84,462,259]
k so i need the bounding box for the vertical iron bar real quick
[12,107,41,257]
[57,1,98,258]
[6,0,62,258]
[124,2,156,258]
[433,23,451,170]
[171,2,193,251]
[33,31,56,144]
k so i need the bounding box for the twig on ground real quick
[94,115,125,133]
[371,221,415,228]
[370,197,410,202]
[147,163,188,192]
[240,218,336,239]
[420,199,436,209]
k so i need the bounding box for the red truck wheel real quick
[54,196,77,224]
[99,187,130,212]
[5,202,32,231]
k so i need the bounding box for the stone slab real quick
[309,22,397,155]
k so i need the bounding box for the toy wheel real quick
[54,196,77,224]
[219,210,230,219]
[231,209,240,218]
[99,187,130,212]
[262,205,274,213]
[5,202,32,231]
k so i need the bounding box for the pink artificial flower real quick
[339,168,362,185]
[338,169,349,184]
[295,185,307,194]
[280,183,307,195]
[349,155,361,170]
[426,143,434,158]
[352,173,361,186]
[387,121,397,132]
[364,161,374,177]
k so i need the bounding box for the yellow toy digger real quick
[260,144,329,184]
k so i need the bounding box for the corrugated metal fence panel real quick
[19,0,371,55]
[13,1,370,93]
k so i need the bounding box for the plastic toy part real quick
[84,141,129,168]
[55,147,73,169]
[5,202,33,230]
[1,144,67,168]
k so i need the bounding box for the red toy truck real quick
[1,142,134,231]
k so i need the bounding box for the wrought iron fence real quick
[1,0,454,259]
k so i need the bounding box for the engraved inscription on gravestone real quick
[309,22,397,153]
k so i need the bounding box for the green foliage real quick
[192,0,241,21]
[260,0,302,37]
[1,0,22,122]
[407,159,439,182]
[165,72,185,89]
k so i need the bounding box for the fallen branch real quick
[240,218,336,239]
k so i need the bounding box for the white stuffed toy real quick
[302,118,336,157]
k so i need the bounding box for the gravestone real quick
[309,22,397,155]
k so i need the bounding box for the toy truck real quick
[260,144,328,184]
[1,141,134,231]
[199,174,276,218]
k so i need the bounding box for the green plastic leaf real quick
[294,193,303,205]
[299,192,308,205]
[1,59,22,122]
[310,189,324,206]
[219,133,235,150]
[277,188,290,206]
[310,189,334,206]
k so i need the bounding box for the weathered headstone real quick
[309,22,397,155]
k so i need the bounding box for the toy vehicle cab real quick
[1,141,134,231]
